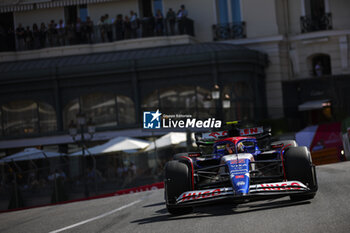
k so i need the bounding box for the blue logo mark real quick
[143,109,162,129]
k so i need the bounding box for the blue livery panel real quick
[226,159,250,194]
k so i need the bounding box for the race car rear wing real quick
[195,121,271,146]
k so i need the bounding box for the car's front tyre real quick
[284,146,317,201]
[164,160,193,215]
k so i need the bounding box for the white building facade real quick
[0,0,349,119]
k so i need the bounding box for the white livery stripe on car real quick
[176,181,308,203]
[250,181,308,192]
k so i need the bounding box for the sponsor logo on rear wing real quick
[202,131,228,139]
[199,127,264,140]
[240,127,264,136]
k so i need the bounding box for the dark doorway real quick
[139,0,153,18]
[0,12,15,51]
[312,0,325,19]
[64,6,78,24]
[312,54,331,77]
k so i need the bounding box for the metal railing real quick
[1,18,195,52]
[300,13,332,33]
[212,22,246,41]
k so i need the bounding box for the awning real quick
[298,99,331,111]
[0,148,65,163]
[0,0,114,13]
[145,132,195,151]
[0,128,165,150]
[70,136,150,156]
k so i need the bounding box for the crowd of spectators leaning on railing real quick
[0,4,193,52]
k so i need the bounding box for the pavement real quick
[0,161,349,233]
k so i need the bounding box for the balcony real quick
[300,13,333,33]
[1,18,195,53]
[212,22,246,41]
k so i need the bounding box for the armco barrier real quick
[0,182,164,214]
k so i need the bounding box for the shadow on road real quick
[143,202,165,208]
[132,199,311,225]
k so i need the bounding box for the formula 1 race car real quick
[164,122,318,215]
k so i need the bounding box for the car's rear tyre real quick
[173,153,191,161]
[271,140,298,148]
[164,160,193,215]
[284,146,317,201]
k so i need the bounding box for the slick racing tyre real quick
[173,153,191,161]
[164,160,193,215]
[271,140,298,148]
[284,146,317,201]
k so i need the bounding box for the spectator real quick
[315,61,323,77]
[75,18,82,43]
[177,4,188,34]
[129,162,137,178]
[106,164,116,180]
[16,23,25,50]
[105,14,114,42]
[7,27,16,51]
[130,11,138,38]
[85,16,94,43]
[177,4,188,18]
[47,20,57,47]
[117,164,124,179]
[0,25,6,51]
[8,174,25,209]
[58,169,66,180]
[98,16,106,42]
[48,169,68,203]
[27,171,39,192]
[39,23,47,48]
[66,23,76,45]
[56,19,66,46]
[115,14,124,41]
[24,26,33,50]
[32,24,40,49]
[166,8,176,35]
[124,16,131,39]
[155,9,164,36]
[47,170,60,181]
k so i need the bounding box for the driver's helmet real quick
[237,142,245,153]
[225,143,235,154]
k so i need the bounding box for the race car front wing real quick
[172,181,312,206]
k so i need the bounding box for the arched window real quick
[1,100,57,136]
[63,98,80,130]
[141,89,159,110]
[39,102,58,133]
[81,93,117,128]
[142,86,213,119]
[159,86,197,113]
[196,87,215,119]
[308,54,331,77]
[117,95,136,125]
[64,93,135,129]
[223,82,255,120]
[142,86,198,115]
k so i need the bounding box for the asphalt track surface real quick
[1,162,350,233]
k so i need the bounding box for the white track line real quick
[48,199,141,233]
